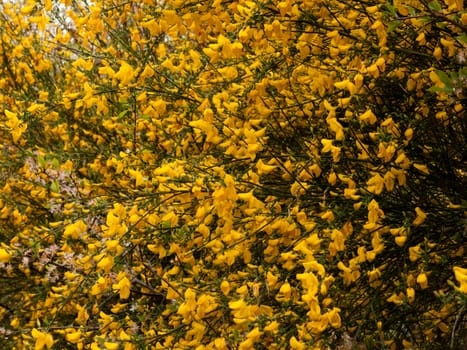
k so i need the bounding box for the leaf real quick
[428,0,442,12]
[118,110,129,119]
[387,20,401,33]
[456,33,467,44]
[52,158,60,168]
[384,3,397,17]
[50,180,60,193]
[419,16,433,24]
[435,70,453,89]
[428,86,452,93]
[37,155,46,168]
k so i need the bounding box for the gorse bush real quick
[0,0,466,349]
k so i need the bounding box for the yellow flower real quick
[196,294,218,319]
[384,171,395,192]
[289,336,306,350]
[214,338,228,349]
[161,211,179,227]
[307,317,329,333]
[417,273,428,289]
[75,304,89,325]
[321,139,341,161]
[31,329,54,350]
[228,299,246,310]
[4,109,27,142]
[320,210,335,222]
[264,320,279,333]
[90,276,109,296]
[112,276,131,299]
[368,268,381,282]
[413,163,430,175]
[63,220,87,239]
[189,118,221,144]
[330,229,345,255]
[20,5,35,15]
[387,292,404,305]
[266,271,279,289]
[395,235,407,247]
[413,207,427,226]
[256,159,276,175]
[344,188,360,200]
[178,288,197,321]
[4,109,19,128]
[326,307,341,328]
[409,245,422,262]
[97,256,114,273]
[453,266,467,293]
[120,329,131,341]
[453,266,467,283]
[220,280,231,296]
[277,281,292,301]
[65,330,82,343]
[0,248,12,263]
[128,169,145,187]
[104,342,120,350]
[327,117,345,140]
[365,199,384,228]
[334,79,356,95]
[114,61,136,87]
[327,171,337,185]
[366,174,385,195]
[246,326,262,342]
[359,109,377,124]
[297,272,318,295]
[406,287,415,303]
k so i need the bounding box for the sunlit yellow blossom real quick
[277,281,292,301]
[31,329,54,350]
[4,109,27,142]
[417,273,428,289]
[112,276,131,299]
[104,342,120,350]
[66,330,82,344]
[290,336,306,349]
[413,163,430,175]
[395,235,407,247]
[366,174,385,195]
[413,207,427,226]
[334,79,356,95]
[97,256,114,273]
[359,109,377,124]
[178,288,197,322]
[115,61,136,86]
[63,220,87,239]
[75,304,89,325]
[327,117,345,140]
[407,287,415,303]
[264,320,279,333]
[387,292,404,305]
[0,1,464,348]
[129,169,145,187]
[325,307,341,328]
[409,245,422,262]
[0,248,12,263]
[256,159,276,175]
[453,266,467,293]
[220,280,231,296]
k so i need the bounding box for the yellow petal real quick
[0,248,12,263]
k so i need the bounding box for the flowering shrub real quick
[0,0,465,349]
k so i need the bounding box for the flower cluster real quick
[0,0,465,349]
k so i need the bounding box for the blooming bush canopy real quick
[0,0,465,349]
